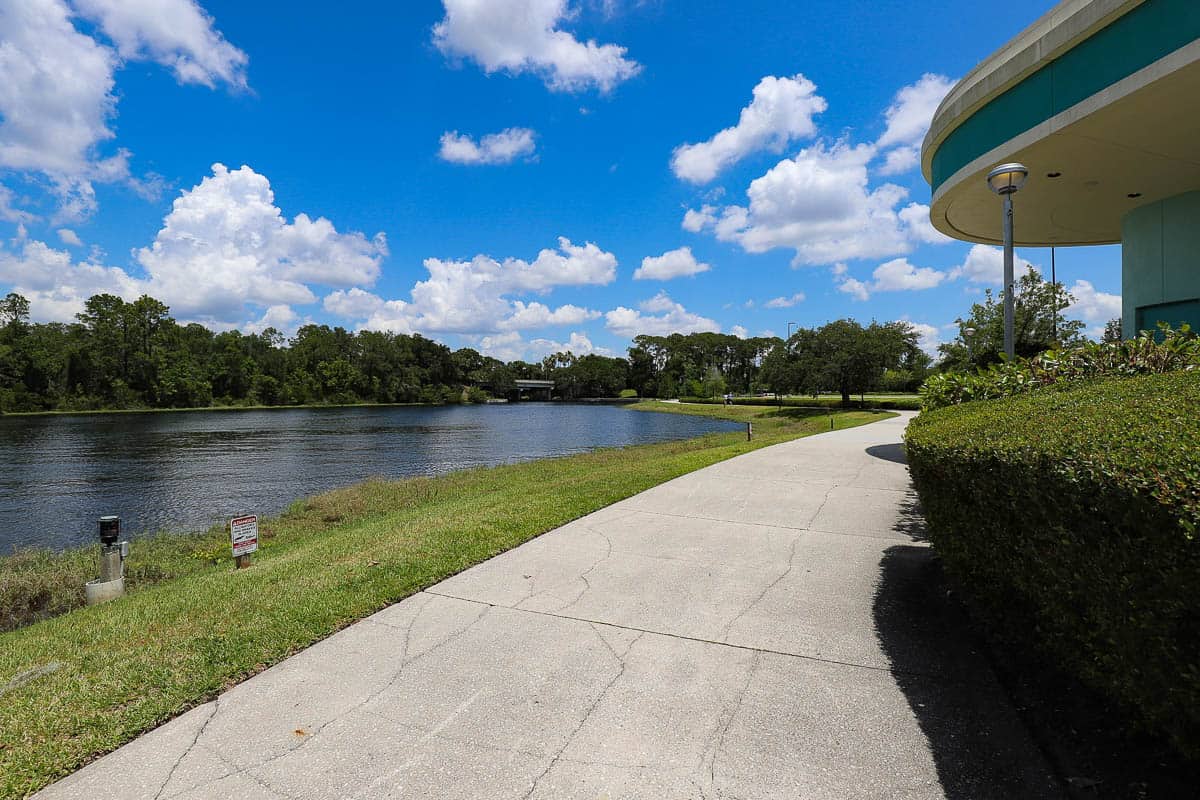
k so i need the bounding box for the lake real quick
[0,403,739,553]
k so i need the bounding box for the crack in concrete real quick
[545,528,613,614]
[717,535,802,642]
[161,596,490,799]
[704,651,760,791]
[153,698,220,800]
[520,628,646,799]
[422,589,989,685]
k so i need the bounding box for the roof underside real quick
[923,0,1200,246]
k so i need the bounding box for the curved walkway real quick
[37,412,1061,799]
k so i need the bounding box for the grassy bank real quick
[0,404,890,799]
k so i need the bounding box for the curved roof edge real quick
[921,0,1142,184]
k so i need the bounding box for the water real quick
[0,404,738,553]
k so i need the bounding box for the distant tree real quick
[1103,318,1123,343]
[938,268,1084,370]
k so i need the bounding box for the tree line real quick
[0,271,1091,413]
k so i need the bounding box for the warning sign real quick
[230,515,259,557]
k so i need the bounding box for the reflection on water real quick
[0,404,738,552]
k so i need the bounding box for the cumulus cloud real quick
[605,292,719,337]
[898,202,952,245]
[686,142,911,266]
[438,128,537,165]
[904,321,942,356]
[730,324,748,338]
[499,300,600,330]
[56,228,82,246]
[763,293,805,308]
[837,277,870,302]
[328,238,614,336]
[874,73,954,176]
[433,0,640,93]
[633,246,711,280]
[0,238,142,321]
[0,186,35,224]
[73,0,249,89]
[1066,279,1121,331]
[0,0,245,221]
[681,74,957,266]
[243,304,306,337]
[953,243,1036,285]
[477,330,607,362]
[670,74,826,183]
[0,163,385,326]
[135,164,386,320]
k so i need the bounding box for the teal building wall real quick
[1122,190,1200,337]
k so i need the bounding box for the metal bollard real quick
[85,516,127,605]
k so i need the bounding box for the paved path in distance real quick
[37,412,1062,799]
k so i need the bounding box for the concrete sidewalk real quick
[37,413,1062,799]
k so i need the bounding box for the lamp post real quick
[987,163,1029,359]
[787,321,797,340]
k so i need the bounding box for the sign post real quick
[230,514,259,569]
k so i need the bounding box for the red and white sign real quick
[230,515,259,557]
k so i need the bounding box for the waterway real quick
[0,403,739,552]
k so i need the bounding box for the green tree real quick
[938,268,1084,370]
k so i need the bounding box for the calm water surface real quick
[0,404,738,552]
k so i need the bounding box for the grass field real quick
[0,403,891,799]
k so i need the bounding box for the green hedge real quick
[679,395,922,410]
[907,371,1200,757]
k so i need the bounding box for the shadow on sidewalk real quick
[871,496,1063,799]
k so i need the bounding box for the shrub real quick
[906,371,1200,757]
[921,324,1200,410]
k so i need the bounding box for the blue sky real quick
[0,0,1122,360]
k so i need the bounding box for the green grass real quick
[0,403,891,799]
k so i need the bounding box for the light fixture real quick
[1046,171,1062,178]
[986,162,1028,359]
[987,163,1029,195]
[1127,192,1142,198]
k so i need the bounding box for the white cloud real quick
[687,143,911,266]
[730,324,748,339]
[323,287,386,319]
[904,321,941,356]
[954,243,1036,285]
[870,258,947,292]
[633,246,711,280]
[835,257,950,301]
[438,128,537,165]
[682,75,958,266]
[135,164,386,321]
[0,239,142,321]
[0,0,244,221]
[499,300,600,330]
[433,0,640,93]
[837,277,870,302]
[56,228,82,246]
[670,74,827,183]
[874,73,954,176]
[0,186,35,223]
[898,202,952,245]
[1066,279,1121,328]
[763,293,805,308]
[477,330,607,362]
[72,0,248,89]
[331,238,616,336]
[605,292,720,337]
[243,304,305,337]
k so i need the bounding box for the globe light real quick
[987,163,1029,195]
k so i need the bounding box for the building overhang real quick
[921,0,1200,246]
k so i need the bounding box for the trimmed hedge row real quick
[906,371,1200,757]
[678,395,922,410]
